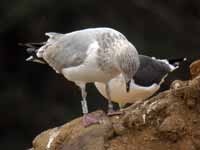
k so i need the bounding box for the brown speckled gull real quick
[26,27,140,127]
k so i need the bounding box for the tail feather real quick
[19,42,46,64]
[159,58,190,91]
[148,57,191,99]
[19,42,46,48]
[156,58,187,87]
[168,57,187,67]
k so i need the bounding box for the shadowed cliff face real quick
[0,0,200,149]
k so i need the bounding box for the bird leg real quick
[105,83,114,113]
[80,86,88,114]
[78,83,99,127]
[105,83,123,115]
[119,103,126,111]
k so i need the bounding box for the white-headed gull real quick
[95,55,186,108]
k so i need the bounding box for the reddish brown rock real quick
[32,111,113,150]
[190,59,200,79]
[158,115,186,142]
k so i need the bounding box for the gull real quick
[95,55,186,109]
[25,27,140,126]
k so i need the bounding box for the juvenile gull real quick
[25,28,140,126]
[95,55,186,108]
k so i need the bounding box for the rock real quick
[30,74,200,150]
[158,115,186,142]
[190,59,200,79]
[111,115,127,135]
[192,130,200,149]
[179,138,196,150]
[32,111,113,150]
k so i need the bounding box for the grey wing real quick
[134,55,171,86]
[45,32,64,43]
[42,32,94,72]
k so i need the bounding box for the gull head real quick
[115,44,140,92]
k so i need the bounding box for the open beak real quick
[126,80,131,92]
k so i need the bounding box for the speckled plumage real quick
[27,27,140,126]
[37,28,139,83]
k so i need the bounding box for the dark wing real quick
[134,55,171,86]
[19,42,46,64]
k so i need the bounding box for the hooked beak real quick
[126,80,131,92]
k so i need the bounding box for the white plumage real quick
[95,74,160,107]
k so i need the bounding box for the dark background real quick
[1,0,200,149]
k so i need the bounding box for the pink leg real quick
[83,114,100,127]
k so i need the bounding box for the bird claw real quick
[107,110,124,116]
[83,114,100,127]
